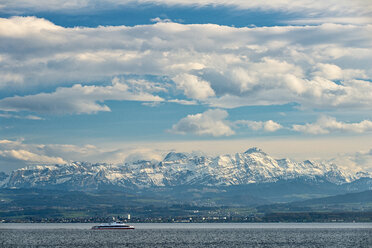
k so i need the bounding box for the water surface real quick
[0,223,371,247]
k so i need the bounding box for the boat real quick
[91,221,135,230]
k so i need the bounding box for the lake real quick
[0,223,371,247]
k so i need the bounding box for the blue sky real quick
[0,0,372,172]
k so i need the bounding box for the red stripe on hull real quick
[92,227,135,230]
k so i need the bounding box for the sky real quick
[0,0,372,172]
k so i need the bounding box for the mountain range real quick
[1,147,371,206]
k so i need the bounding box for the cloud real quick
[0,77,164,114]
[0,149,66,164]
[150,17,172,23]
[0,0,89,12]
[0,72,24,88]
[172,73,215,100]
[236,120,282,132]
[0,139,67,166]
[0,113,43,120]
[169,109,234,136]
[286,17,372,25]
[0,17,371,113]
[123,148,163,163]
[1,1,371,24]
[0,138,168,172]
[312,63,365,81]
[292,116,372,134]
[313,63,343,80]
[168,99,198,105]
[328,149,372,173]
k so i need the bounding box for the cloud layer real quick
[0,77,164,114]
[171,111,372,137]
[2,1,371,22]
[293,116,372,134]
[170,109,286,136]
[0,139,66,165]
[0,17,371,115]
[0,139,163,170]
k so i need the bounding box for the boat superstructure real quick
[92,221,135,230]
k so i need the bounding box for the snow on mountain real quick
[1,148,370,190]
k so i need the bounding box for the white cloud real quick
[124,148,163,163]
[312,63,365,81]
[0,17,371,113]
[0,77,164,114]
[168,99,198,105]
[172,73,215,100]
[0,139,168,172]
[169,109,234,136]
[0,72,24,88]
[150,17,172,23]
[0,139,67,165]
[313,63,343,80]
[236,120,282,132]
[328,149,372,173]
[0,149,66,164]
[292,116,372,134]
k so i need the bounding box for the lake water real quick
[0,223,371,247]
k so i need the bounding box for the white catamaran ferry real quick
[91,221,135,230]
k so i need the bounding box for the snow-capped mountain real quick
[1,148,369,191]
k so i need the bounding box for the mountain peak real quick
[303,160,314,165]
[244,147,266,155]
[163,152,189,161]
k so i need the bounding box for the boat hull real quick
[92,227,135,230]
[91,221,135,230]
[92,225,135,230]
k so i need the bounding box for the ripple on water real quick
[0,228,371,248]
